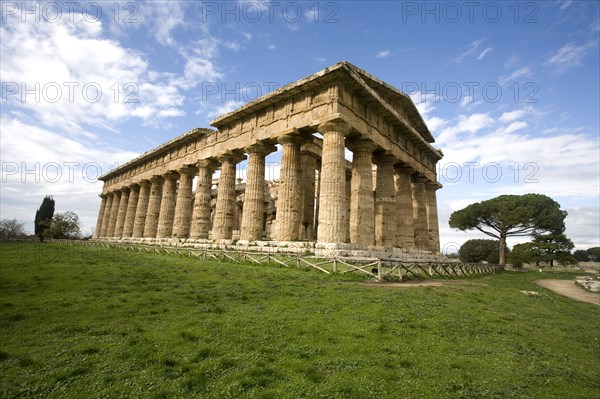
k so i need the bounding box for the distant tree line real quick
[0,196,82,242]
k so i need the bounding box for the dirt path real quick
[535,279,600,306]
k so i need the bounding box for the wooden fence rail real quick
[58,240,504,282]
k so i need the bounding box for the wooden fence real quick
[64,240,503,282]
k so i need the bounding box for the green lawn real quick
[0,242,598,399]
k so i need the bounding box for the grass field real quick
[0,242,598,399]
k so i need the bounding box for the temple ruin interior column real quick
[94,194,107,238]
[299,150,318,240]
[132,180,151,237]
[122,184,140,238]
[317,119,350,243]
[275,134,304,241]
[313,167,320,240]
[374,154,397,247]
[172,166,197,238]
[190,159,217,239]
[212,151,244,240]
[394,165,415,248]
[114,187,130,238]
[348,139,377,246]
[426,182,442,254]
[412,175,429,249]
[240,143,275,241]
[106,190,121,237]
[157,172,179,238]
[143,176,164,238]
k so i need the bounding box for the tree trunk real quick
[499,235,506,265]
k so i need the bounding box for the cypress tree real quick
[34,195,55,242]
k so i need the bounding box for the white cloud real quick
[499,121,528,134]
[477,47,492,60]
[565,207,600,249]
[224,41,241,51]
[500,67,532,84]
[425,116,448,132]
[456,113,495,132]
[435,113,494,145]
[545,41,598,74]
[0,15,186,133]
[376,50,391,59]
[305,8,319,23]
[559,0,573,10]
[205,100,245,119]
[460,95,482,109]
[453,39,485,62]
[500,110,526,123]
[148,1,185,47]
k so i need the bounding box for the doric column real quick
[374,154,397,247]
[143,176,164,238]
[132,180,151,237]
[317,119,350,243]
[157,171,179,238]
[275,134,304,241]
[212,151,245,240]
[172,166,197,238]
[348,139,377,246]
[412,175,429,249]
[240,143,276,241]
[190,159,218,239]
[299,150,318,240]
[94,194,107,238]
[346,169,352,241]
[114,187,130,238]
[314,167,320,240]
[99,193,114,237]
[123,184,140,238]
[394,165,415,248]
[426,182,442,254]
[106,190,121,237]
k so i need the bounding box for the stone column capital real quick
[99,193,107,199]
[411,175,429,184]
[277,133,305,146]
[426,181,443,191]
[318,118,352,135]
[373,153,397,166]
[163,171,179,181]
[119,186,131,194]
[217,150,246,164]
[128,183,140,192]
[177,165,198,176]
[394,164,414,175]
[197,158,218,171]
[347,138,378,153]
[138,179,151,188]
[150,175,165,185]
[245,142,277,156]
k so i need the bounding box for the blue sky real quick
[1,1,599,251]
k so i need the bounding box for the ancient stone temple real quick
[94,62,443,257]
